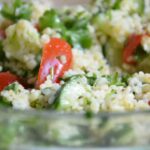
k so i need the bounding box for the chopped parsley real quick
[86,73,97,86]
[106,72,130,87]
[1,0,32,21]
[39,9,93,49]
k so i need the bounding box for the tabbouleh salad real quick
[0,0,150,112]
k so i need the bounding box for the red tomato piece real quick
[123,34,150,65]
[37,38,73,87]
[0,72,19,91]
[123,34,143,65]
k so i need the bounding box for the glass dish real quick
[0,109,150,150]
[0,0,150,150]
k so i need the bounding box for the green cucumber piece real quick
[53,75,89,111]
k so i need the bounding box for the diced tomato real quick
[0,72,19,91]
[123,34,143,65]
[123,33,150,65]
[37,38,73,87]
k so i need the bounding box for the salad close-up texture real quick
[0,0,150,150]
[0,0,150,112]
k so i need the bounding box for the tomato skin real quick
[123,34,150,65]
[37,38,73,86]
[0,72,18,91]
[123,34,143,65]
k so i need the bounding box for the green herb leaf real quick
[112,0,121,9]
[1,0,32,21]
[85,110,93,119]
[62,30,81,49]
[62,29,92,49]
[4,82,17,92]
[39,9,64,30]
[86,73,97,86]
[0,96,12,107]
[79,30,93,49]
[39,9,92,49]
[107,72,128,87]
[63,16,76,29]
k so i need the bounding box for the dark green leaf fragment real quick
[1,0,32,21]
[106,72,129,87]
[0,96,12,107]
[85,110,93,119]
[4,82,18,93]
[86,73,97,86]
[39,9,64,30]
[39,9,92,49]
[79,30,93,49]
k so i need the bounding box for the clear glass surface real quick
[0,109,150,150]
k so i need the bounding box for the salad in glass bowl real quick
[0,0,150,149]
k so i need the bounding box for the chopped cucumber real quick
[53,75,90,111]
